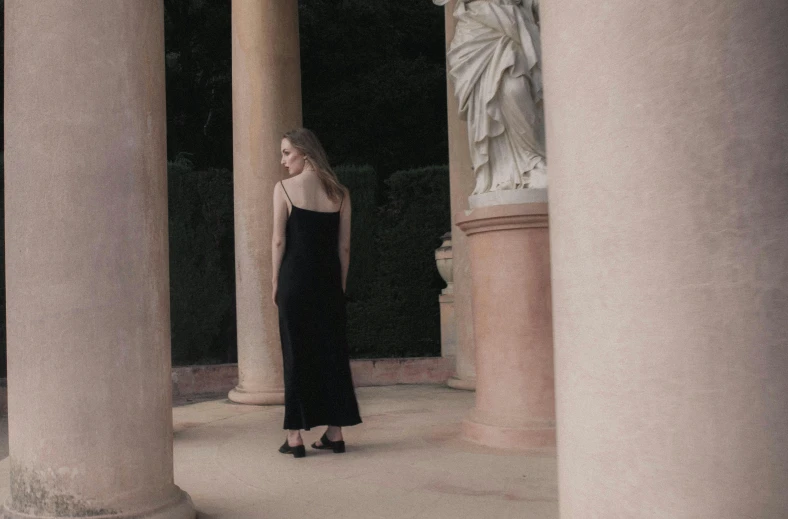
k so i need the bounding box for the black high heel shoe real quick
[279,440,306,458]
[311,433,346,453]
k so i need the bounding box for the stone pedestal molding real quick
[542,0,788,516]
[443,1,477,391]
[3,1,194,517]
[229,0,302,405]
[456,203,556,451]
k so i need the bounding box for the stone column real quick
[229,0,302,405]
[443,1,477,391]
[542,1,788,516]
[3,2,194,518]
[456,202,555,450]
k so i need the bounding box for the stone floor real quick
[0,385,558,519]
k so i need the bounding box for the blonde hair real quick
[283,128,345,203]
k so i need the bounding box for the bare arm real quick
[271,182,289,304]
[338,191,352,293]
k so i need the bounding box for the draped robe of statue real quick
[437,0,546,193]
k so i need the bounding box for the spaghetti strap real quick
[280,181,292,204]
[339,192,345,212]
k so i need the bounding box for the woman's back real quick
[278,176,343,299]
[281,171,343,213]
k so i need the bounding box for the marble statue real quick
[435,0,547,193]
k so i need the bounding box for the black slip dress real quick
[276,181,362,431]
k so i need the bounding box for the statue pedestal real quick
[439,292,457,359]
[456,201,555,451]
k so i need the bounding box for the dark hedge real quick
[344,166,450,358]
[0,160,450,376]
[168,159,235,365]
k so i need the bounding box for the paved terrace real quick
[0,385,558,519]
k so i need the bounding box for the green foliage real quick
[299,0,448,178]
[335,165,379,302]
[166,161,450,363]
[344,165,451,358]
[160,0,448,177]
[164,0,233,168]
[167,159,236,365]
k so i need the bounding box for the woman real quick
[271,128,362,458]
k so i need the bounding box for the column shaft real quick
[542,1,788,516]
[443,1,477,390]
[457,203,556,450]
[229,0,302,405]
[3,1,193,517]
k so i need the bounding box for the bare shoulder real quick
[273,179,291,204]
[280,176,297,189]
[278,177,298,196]
[340,185,351,206]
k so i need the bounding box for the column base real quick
[228,386,284,405]
[3,489,195,519]
[456,201,556,453]
[447,376,476,391]
[462,414,555,453]
[438,293,457,358]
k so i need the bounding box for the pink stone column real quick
[542,1,788,516]
[456,204,555,450]
[3,1,194,518]
[229,0,302,405]
[442,1,477,391]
